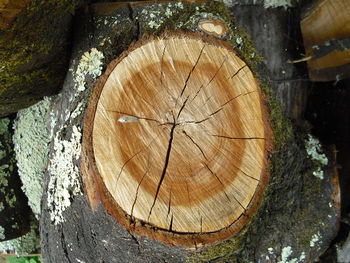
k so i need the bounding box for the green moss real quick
[0,217,40,255]
[0,0,84,116]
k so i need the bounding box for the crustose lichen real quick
[305,134,328,179]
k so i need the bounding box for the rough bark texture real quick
[0,0,83,117]
[40,2,339,263]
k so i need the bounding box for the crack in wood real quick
[159,42,174,100]
[210,134,266,140]
[179,44,206,98]
[191,54,229,103]
[169,214,174,231]
[148,122,176,219]
[117,131,162,184]
[210,143,261,182]
[167,186,172,217]
[116,149,143,184]
[190,84,204,103]
[183,130,208,160]
[220,90,257,109]
[176,95,189,120]
[131,169,148,218]
[204,163,231,202]
[229,65,247,79]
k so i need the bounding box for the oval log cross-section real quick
[82,33,272,246]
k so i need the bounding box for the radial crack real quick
[159,42,173,99]
[205,54,228,87]
[191,84,204,102]
[229,65,247,79]
[210,134,266,140]
[220,90,257,108]
[176,95,189,119]
[148,123,176,218]
[190,54,228,102]
[204,90,258,119]
[117,149,143,183]
[167,187,172,217]
[130,170,148,217]
[179,44,206,98]
[169,214,174,231]
[210,144,260,182]
[204,163,230,202]
[183,130,208,160]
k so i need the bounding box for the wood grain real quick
[82,33,272,245]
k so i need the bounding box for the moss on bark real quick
[0,0,84,117]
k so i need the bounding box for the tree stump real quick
[38,2,340,262]
[82,33,271,246]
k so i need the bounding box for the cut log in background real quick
[35,1,340,262]
[300,0,350,82]
[0,0,83,117]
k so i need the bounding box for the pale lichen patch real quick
[274,246,306,263]
[305,134,328,179]
[0,220,40,255]
[13,98,53,217]
[47,48,104,225]
[264,0,295,9]
[74,48,104,92]
[309,232,322,247]
[47,126,82,224]
[0,226,5,240]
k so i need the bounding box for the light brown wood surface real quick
[83,33,272,245]
[301,0,350,81]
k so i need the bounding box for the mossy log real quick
[0,0,83,117]
[39,2,339,262]
[0,117,33,241]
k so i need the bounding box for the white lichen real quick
[312,167,324,179]
[46,48,104,225]
[268,247,274,254]
[175,2,184,9]
[277,247,306,263]
[305,134,328,179]
[0,221,40,255]
[13,98,53,217]
[264,0,294,9]
[74,48,104,92]
[278,246,293,263]
[236,37,243,45]
[310,232,321,247]
[0,226,5,240]
[47,126,83,224]
[148,20,160,29]
[165,7,172,18]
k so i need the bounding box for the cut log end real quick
[82,32,273,246]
